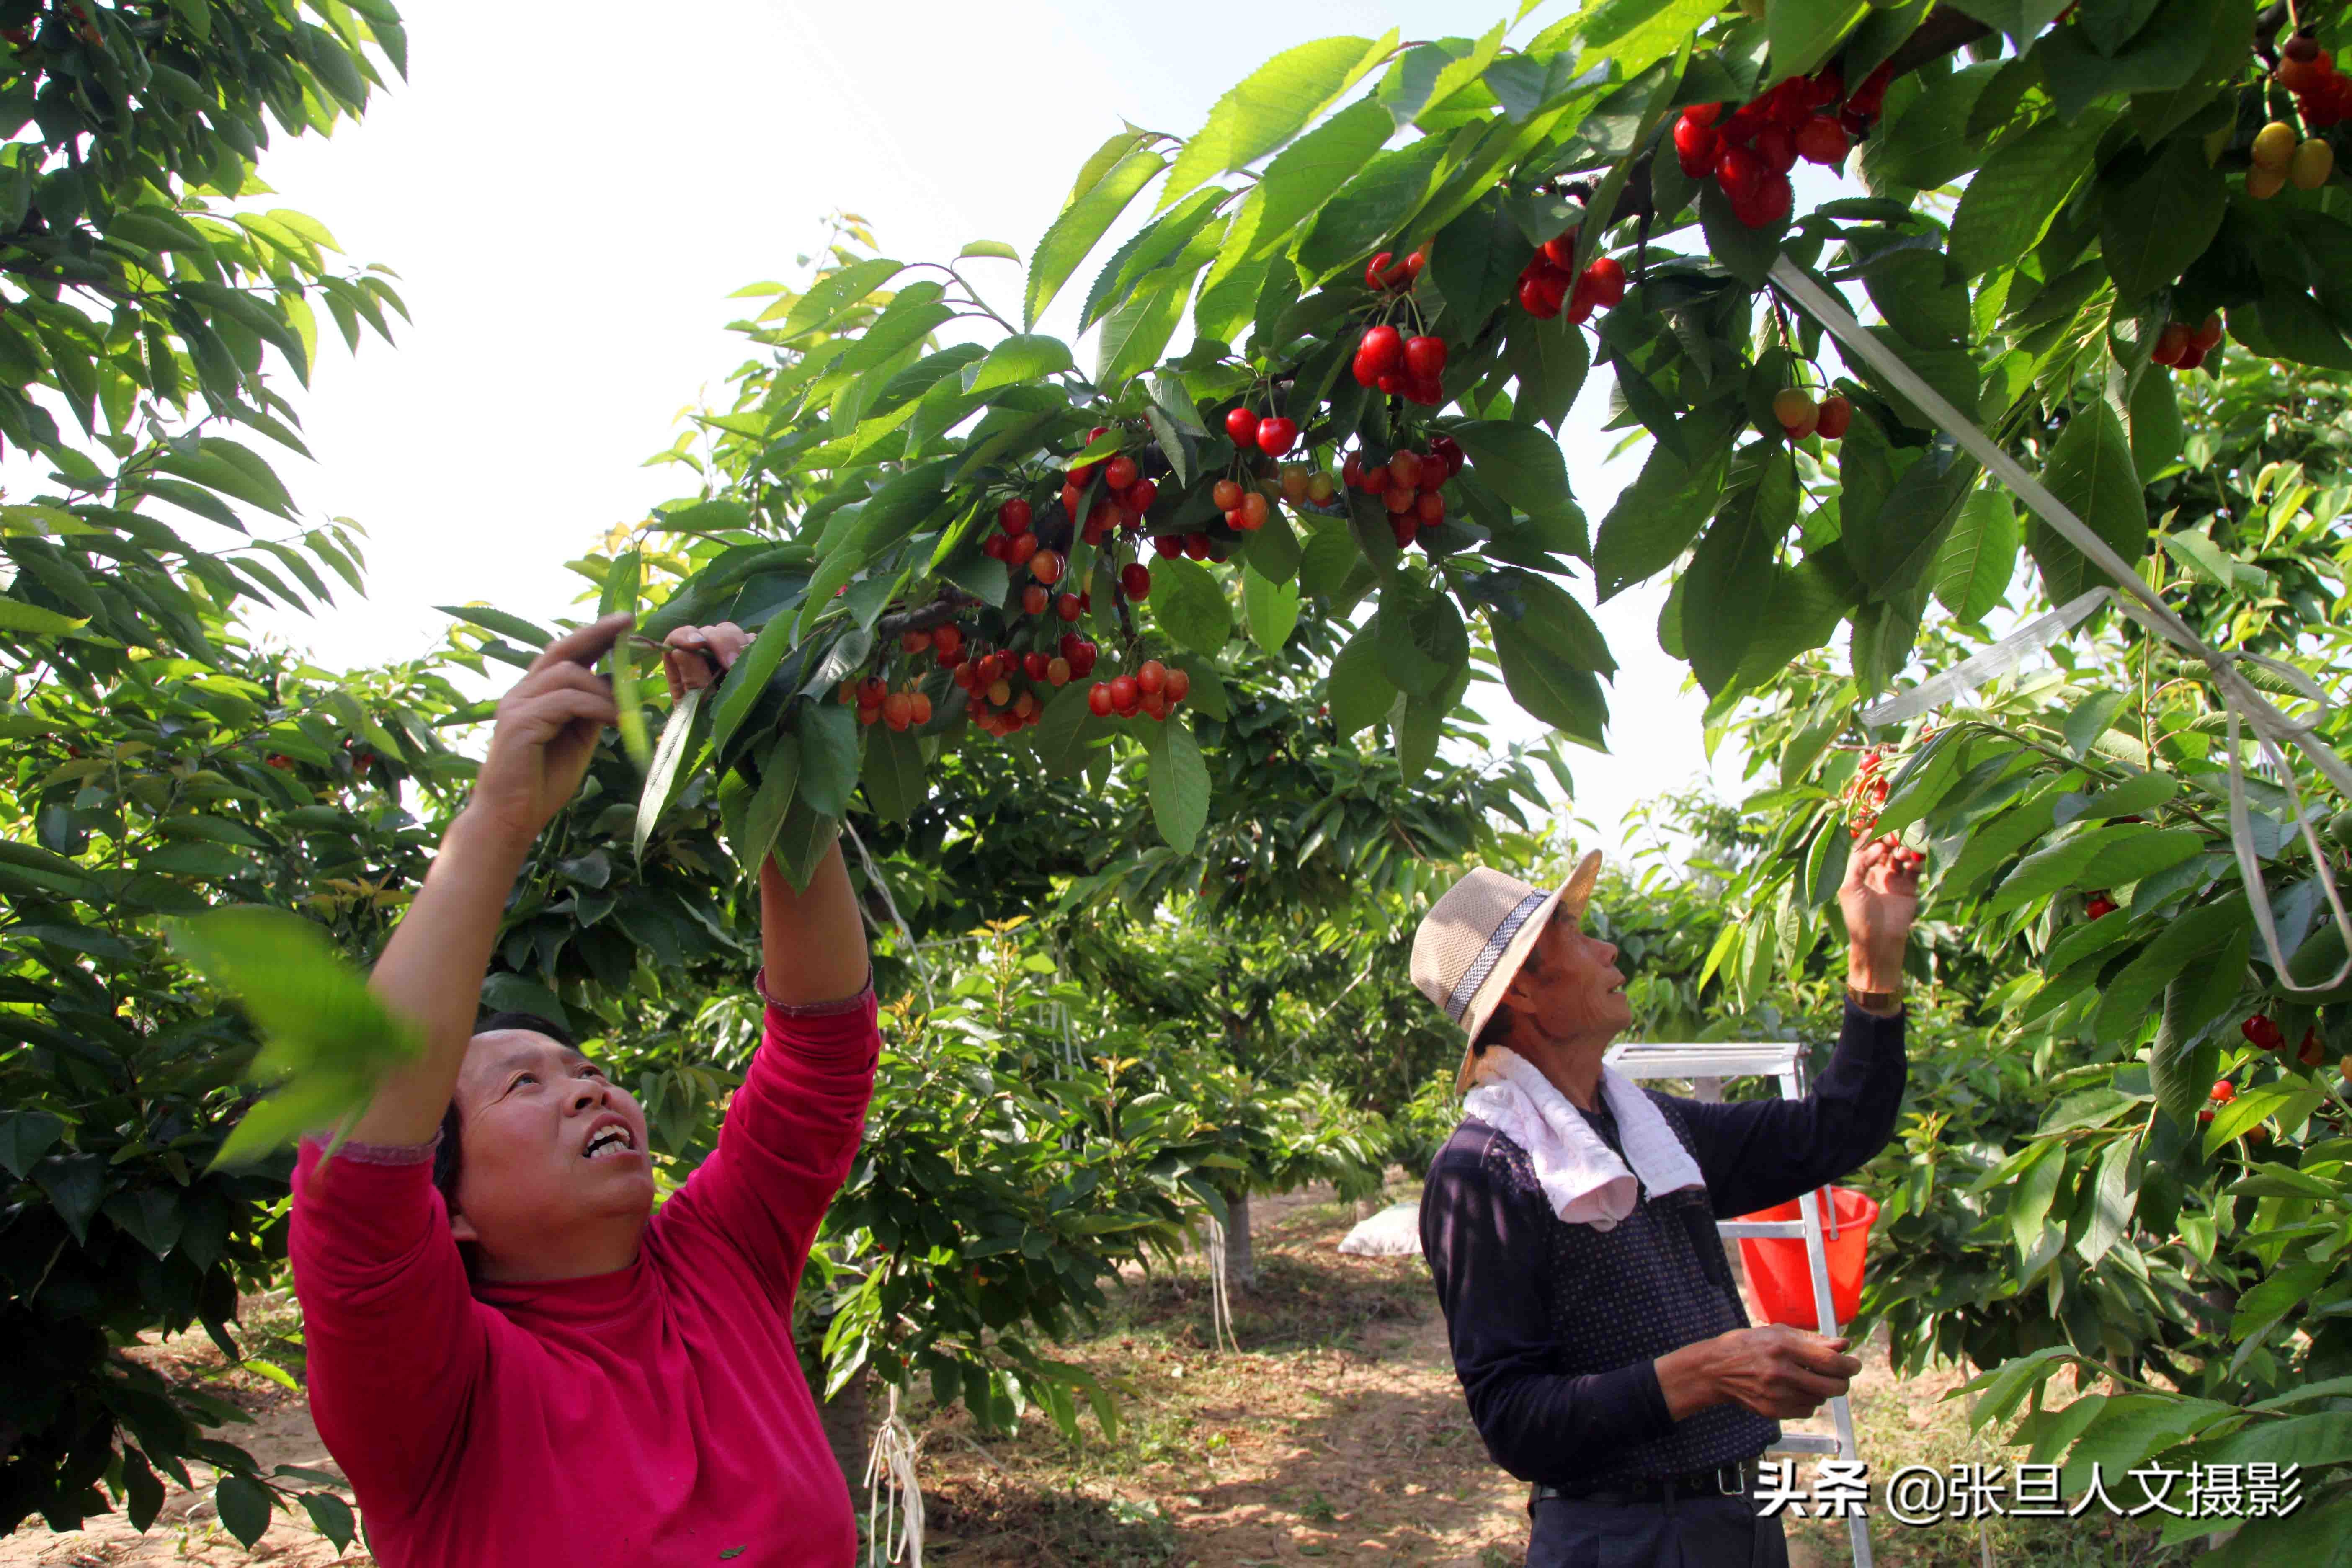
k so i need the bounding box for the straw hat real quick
[1411,851,1604,1094]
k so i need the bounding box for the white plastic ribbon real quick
[864,1382,925,1566]
[1770,256,2352,993]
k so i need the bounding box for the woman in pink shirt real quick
[288,613,876,1567]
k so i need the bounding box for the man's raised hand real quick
[1839,833,1921,988]
[662,621,750,704]
[468,612,634,846]
[1707,1325,1863,1421]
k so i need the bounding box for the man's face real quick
[446,1029,655,1254]
[1495,903,1631,1046]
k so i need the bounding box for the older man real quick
[1414,837,1920,1567]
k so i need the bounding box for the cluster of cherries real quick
[1349,323,1447,405]
[2149,314,2224,372]
[2280,29,2352,129]
[1364,248,1426,292]
[1340,437,1465,549]
[1086,658,1191,722]
[1770,386,1853,442]
[1515,232,1626,323]
[2246,115,2335,199]
[842,674,935,732]
[1059,444,1162,548]
[1673,62,1893,229]
[1222,405,1300,458]
[1844,749,1894,839]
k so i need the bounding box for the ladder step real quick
[1716,1221,1809,1238]
[1765,1432,1846,1455]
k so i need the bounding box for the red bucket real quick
[1732,1185,1878,1333]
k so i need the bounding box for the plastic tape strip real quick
[1769,255,2352,994]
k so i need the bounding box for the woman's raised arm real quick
[347,611,634,1145]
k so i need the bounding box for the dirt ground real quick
[3,1182,2175,1568]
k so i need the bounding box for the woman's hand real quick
[466,612,633,848]
[1839,833,1922,993]
[661,621,750,703]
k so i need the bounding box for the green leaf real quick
[2128,369,2184,479]
[1593,432,1727,598]
[2030,400,2146,603]
[1240,564,1301,653]
[1327,624,1396,738]
[0,1108,64,1180]
[1494,621,1607,745]
[794,702,860,818]
[1932,489,2020,622]
[779,258,904,342]
[299,1492,355,1553]
[958,240,1020,261]
[1161,34,1395,212]
[1445,420,1576,524]
[0,593,88,634]
[859,724,925,824]
[438,603,555,648]
[2088,895,2249,1044]
[634,686,705,867]
[709,611,798,759]
[1238,96,1396,264]
[1153,557,1232,655]
[1950,108,2116,279]
[1431,196,1526,330]
[1295,136,1452,282]
[1684,452,1796,695]
[165,908,422,1145]
[1847,455,1978,601]
[1030,682,1106,779]
[965,334,1075,395]
[1987,825,2203,916]
[2099,138,2227,304]
[738,730,802,875]
[1147,712,1210,853]
[1699,180,1788,290]
[1768,0,1871,85]
[1297,514,1361,598]
[1029,149,1167,328]
[215,1474,273,1548]
[601,549,650,769]
[1577,0,1726,78]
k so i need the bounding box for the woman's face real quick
[446,1028,655,1262]
[1495,905,1631,1047]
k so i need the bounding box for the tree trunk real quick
[1354,1188,1387,1221]
[818,1369,870,1511]
[1220,1188,1256,1292]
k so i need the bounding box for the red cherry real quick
[1256,416,1299,456]
[2176,344,2207,373]
[1224,407,1260,446]
[1030,548,1064,585]
[2243,1014,2285,1050]
[1716,144,1768,200]
[1364,250,1393,289]
[1153,532,1182,558]
[1109,674,1141,714]
[1682,101,1722,127]
[1088,683,1114,717]
[1403,335,1447,378]
[1183,532,1211,560]
[1071,641,1098,677]
[2210,1079,2236,1103]
[1416,490,1444,524]
[1352,349,1383,387]
[1054,592,1082,623]
[1814,395,1852,440]
[1104,455,1137,490]
[857,677,887,707]
[2152,323,2190,366]
[1406,373,1444,406]
[2190,314,2224,352]
[1023,651,1050,681]
[1125,478,1157,513]
[1136,660,1167,696]
[998,498,1032,536]
[1580,257,1626,309]
[1022,584,1050,616]
[1673,113,1718,169]
[934,624,963,657]
[1541,233,1578,271]
[1120,562,1152,601]
[1006,531,1039,567]
[1518,276,1562,318]
[1733,172,1794,229]
[1754,126,1798,174]
[1359,324,1405,375]
[1795,116,1850,167]
[1388,249,1427,287]
[1163,668,1190,703]
[2085,895,2117,919]
[982,533,1010,562]
[1390,515,1419,548]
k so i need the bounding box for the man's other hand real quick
[1705,1324,1862,1421]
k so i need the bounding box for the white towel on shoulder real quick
[1462,1046,1707,1230]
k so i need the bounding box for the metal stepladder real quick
[1602,1039,1874,1568]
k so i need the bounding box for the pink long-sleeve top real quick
[287,981,880,1568]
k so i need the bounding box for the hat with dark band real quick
[1410,851,1604,1093]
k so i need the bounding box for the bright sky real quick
[224,0,1867,858]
